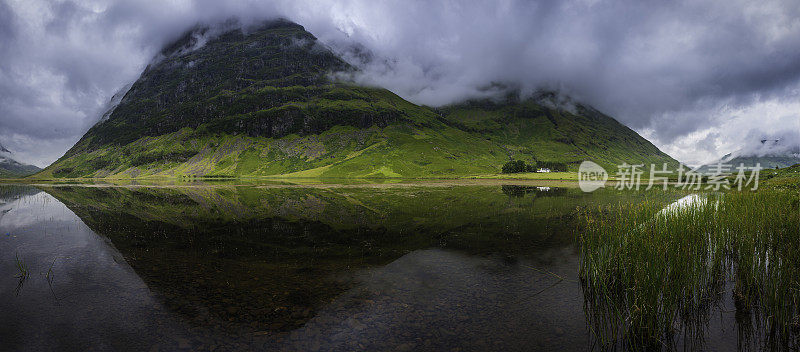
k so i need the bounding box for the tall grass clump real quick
[14,251,29,279]
[14,251,29,296]
[579,191,799,350]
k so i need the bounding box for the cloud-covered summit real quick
[2,0,799,167]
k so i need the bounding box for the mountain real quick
[696,139,800,173]
[35,19,676,179]
[0,143,41,178]
[718,154,800,169]
[436,93,676,170]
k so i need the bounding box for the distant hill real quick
[35,19,676,179]
[718,155,800,169]
[696,139,800,173]
[0,143,41,178]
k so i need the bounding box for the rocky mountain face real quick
[37,19,676,179]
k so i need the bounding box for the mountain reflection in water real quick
[1,183,789,351]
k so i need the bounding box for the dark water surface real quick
[0,184,782,351]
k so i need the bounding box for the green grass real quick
[14,251,28,279]
[761,163,800,190]
[34,110,677,180]
[13,251,29,296]
[579,190,800,349]
[469,172,578,180]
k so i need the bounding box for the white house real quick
[537,168,551,173]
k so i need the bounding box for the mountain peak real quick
[36,20,676,179]
[158,18,306,60]
[71,19,350,153]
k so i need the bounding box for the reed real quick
[579,191,800,349]
[13,251,29,296]
[14,251,28,279]
[45,257,56,284]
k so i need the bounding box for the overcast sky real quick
[1,0,799,167]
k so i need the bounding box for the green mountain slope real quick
[36,19,676,179]
[437,95,676,170]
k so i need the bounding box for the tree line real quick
[501,160,568,173]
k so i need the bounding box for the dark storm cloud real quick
[300,1,800,133]
[1,0,799,166]
[0,2,15,46]
[0,0,280,165]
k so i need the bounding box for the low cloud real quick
[1,0,799,167]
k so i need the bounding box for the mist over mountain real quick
[0,142,41,177]
[2,1,800,167]
[34,19,676,179]
[696,131,800,172]
[731,130,800,159]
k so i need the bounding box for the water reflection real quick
[0,186,190,351]
[281,248,586,351]
[41,185,594,335]
[3,184,602,350]
[2,183,793,351]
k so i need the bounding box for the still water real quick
[0,183,787,351]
